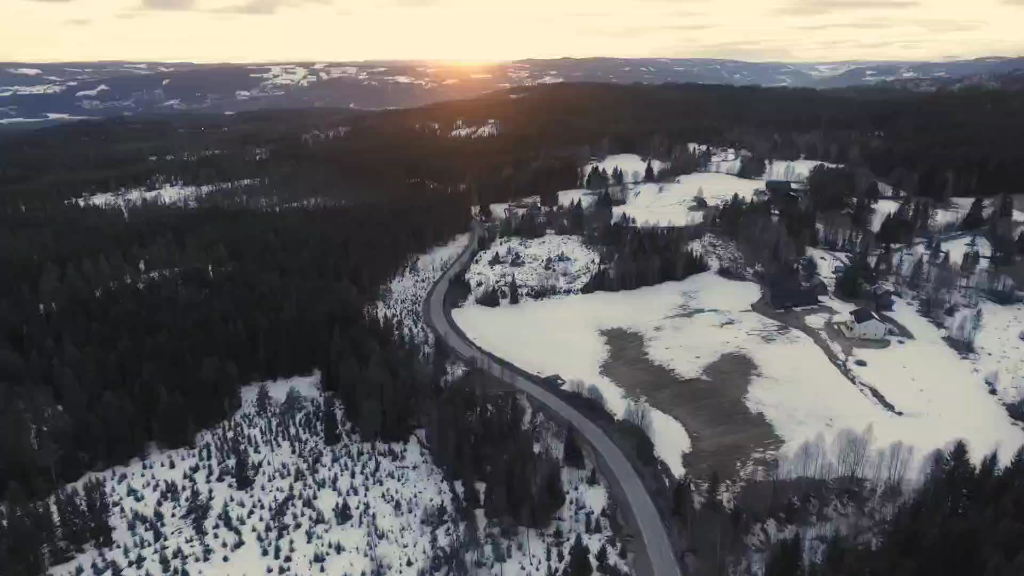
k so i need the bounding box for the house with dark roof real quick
[834,307,888,340]
[767,274,820,309]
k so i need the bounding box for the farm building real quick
[834,307,889,340]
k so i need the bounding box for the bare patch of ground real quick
[600,328,783,481]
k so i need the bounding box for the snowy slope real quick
[49,375,630,576]
[49,375,459,576]
[373,233,471,356]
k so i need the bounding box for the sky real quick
[1,0,1022,63]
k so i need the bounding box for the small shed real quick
[834,307,888,340]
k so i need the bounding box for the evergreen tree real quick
[323,396,341,446]
[765,532,802,576]
[82,478,112,548]
[961,197,986,230]
[563,430,585,469]
[508,275,520,305]
[563,534,593,576]
[256,383,271,414]
[644,160,656,182]
[185,488,211,542]
[231,433,253,491]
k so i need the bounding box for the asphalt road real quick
[425,225,681,576]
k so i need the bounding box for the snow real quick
[465,234,599,302]
[449,118,498,138]
[584,154,667,184]
[0,112,90,125]
[73,180,262,211]
[942,235,991,269]
[373,233,471,357]
[454,270,1024,479]
[870,199,903,232]
[49,374,464,576]
[75,84,109,97]
[972,301,1024,404]
[844,298,1024,459]
[763,159,836,183]
[613,173,763,227]
[6,67,42,76]
[249,65,308,86]
[557,189,598,209]
[693,145,837,183]
[50,368,629,576]
[0,83,68,96]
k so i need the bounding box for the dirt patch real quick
[600,328,783,481]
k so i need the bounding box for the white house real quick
[833,307,888,340]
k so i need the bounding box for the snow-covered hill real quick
[48,374,631,576]
[3,57,1022,127]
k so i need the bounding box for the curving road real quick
[425,224,681,576]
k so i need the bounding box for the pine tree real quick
[323,396,341,446]
[508,275,520,305]
[596,543,609,567]
[256,382,271,414]
[231,433,253,491]
[564,534,593,576]
[186,488,211,542]
[961,197,986,230]
[644,159,655,182]
[83,478,113,548]
[563,430,585,469]
[765,532,803,576]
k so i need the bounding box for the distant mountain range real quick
[2,57,1022,127]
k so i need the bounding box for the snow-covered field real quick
[50,373,629,576]
[73,180,262,211]
[972,301,1024,404]
[453,270,1024,479]
[613,173,763,227]
[465,235,599,302]
[842,298,1023,457]
[692,144,836,182]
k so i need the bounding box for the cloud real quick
[141,0,195,9]
[798,19,979,32]
[66,18,90,25]
[789,0,919,15]
[212,0,330,15]
[26,0,74,3]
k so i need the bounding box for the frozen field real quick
[453,271,1024,479]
